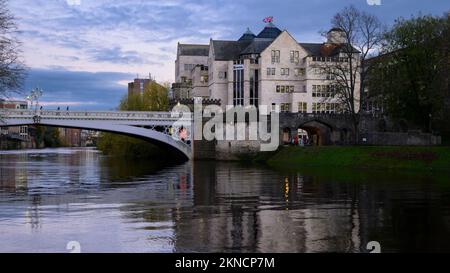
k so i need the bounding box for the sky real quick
[7,0,450,110]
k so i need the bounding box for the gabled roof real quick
[211,40,253,60]
[299,42,360,57]
[178,44,209,56]
[240,39,274,55]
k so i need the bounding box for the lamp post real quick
[26,95,33,110]
[27,87,43,114]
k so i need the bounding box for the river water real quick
[0,148,449,253]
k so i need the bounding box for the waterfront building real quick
[128,74,156,97]
[173,20,361,113]
[172,43,209,99]
[0,99,33,146]
[58,128,82,147]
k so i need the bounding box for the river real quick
[0,148,449,253]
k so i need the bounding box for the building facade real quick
[173,21,361,113]
[58,128,82,147]
[0,99,31,141]
[128,75,156,97]
[173,43,209,99]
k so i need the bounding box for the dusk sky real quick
[9,0,449,110]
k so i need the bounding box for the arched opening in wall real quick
[340,128,351,145]
[297,120,333,146]
[282,127,291,145]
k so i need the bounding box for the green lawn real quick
[266,146,450,172]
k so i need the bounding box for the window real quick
[200,75,208,83]
[271,50,280,63]
[326,72,335,80]
[233,60,244,106]
[250,69,259,107]
[290,51,299,63]
[276,85,294,93]
[219,71,227,79]
[312,102,340,114]
[267,68,276,76]
[312,85,335,97]
[280,103,291,112]
[184,64,195,71]
[271,68,275,75]
[281,68,289,76]
[181,76,187,83]
[294,68,305,76]
[298,102,307,113]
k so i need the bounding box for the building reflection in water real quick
[171,162,364,253]
[0,154,28,192]
[3,149,450,252]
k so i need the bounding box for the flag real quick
[263,16,273,23]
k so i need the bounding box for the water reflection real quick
[1,148,450,252]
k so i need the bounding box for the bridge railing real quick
[0,109,193,121]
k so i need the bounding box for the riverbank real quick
[266,146,450,172]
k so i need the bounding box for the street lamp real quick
[27,87,44,114]
[25,95,33,110]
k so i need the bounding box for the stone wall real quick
[193,139,216,160]
[360,131,441,146]
[215,140,261,161]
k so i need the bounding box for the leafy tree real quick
[142,81,169,111]
[0,0,26,98]
[34,126,63,148]
[368,14,449,134]
[97,81,170,158]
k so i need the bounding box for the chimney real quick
[327,28,346,44]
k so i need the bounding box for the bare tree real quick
[318,5,383,143]
[0,0,26,98]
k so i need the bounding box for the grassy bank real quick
[266,146,450,172]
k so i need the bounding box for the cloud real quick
[20,68,133,110]
[7,0,450,109]
[87,47,163,65]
